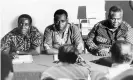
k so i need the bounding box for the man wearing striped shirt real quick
[41,44,90,80]
[86,6,132,56]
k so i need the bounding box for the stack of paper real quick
[12,55,33,64]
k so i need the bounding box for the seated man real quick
[91,40,133,80]
[43,9,84,55]
[1,14,42,56]
[86,6,132,56]
[1,51,14,80]
[41,44,90,80]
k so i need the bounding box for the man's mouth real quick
[22,30,28,34]
[113,23,119,26]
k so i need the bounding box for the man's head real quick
[1,52,14,80]
[58,44,79,64]
[110,40,133,64]
[54,9,68,31]
[18,14,32,35]
[108,6,123,28]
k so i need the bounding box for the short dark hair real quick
[18,14,32,25]
[108,6,123,19]
[58,44,79,64]
[1,52,13,80]
[110,40,133,64]
[54,9,68,18]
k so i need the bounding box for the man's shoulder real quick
[90,71,107,80]
[112,68,133,80]
[30,26,42,38]
[121,21,132,29]
[99,19,108,23]
[30,26,40,32]
[99,20,110,27]
[68,23,80,32]
[70,23,79,28]
[45,24,55,31]
[43,24,55,34]
[44,65,63,75]
[120,68,133,75]
[93,20,108,27]
[5,28,18,37]
[46,64,88,72]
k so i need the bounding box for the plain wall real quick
[0,0,105,39]
[105,0,133,27]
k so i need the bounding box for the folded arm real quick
[86,24,99,55]
[43,27,59,55]
[30,27,42,55]
[86,24,111,56]
[72,24,84,54]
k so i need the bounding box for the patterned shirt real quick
[86,20,131,54]
[43,23,84,51]
[1,26,42,52]
[126,28,133,44]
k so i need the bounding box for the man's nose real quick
[114,19,118,22]
[22,25,29,29]
[59,21,64,25]
[57,21,61,26]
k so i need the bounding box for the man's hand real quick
[97,48,110,56]
[53,44,60,49]
[77,43,84,54]
[9,51,19,59]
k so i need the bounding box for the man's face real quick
[54,14,68,31]
[19,18,30,35]
[109,12,123,28]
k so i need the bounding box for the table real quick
[13,55,54,80]
[13,54,109,80]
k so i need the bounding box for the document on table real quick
[12,55,33,64]
[53,54,59,61]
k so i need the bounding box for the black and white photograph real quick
[1,0,133,80]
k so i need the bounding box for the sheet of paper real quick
[53,54,59,61]
[12,55,33,64]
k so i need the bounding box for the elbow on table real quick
[85,46,99,55]
[44,49,58,55]
[45,50,53,55]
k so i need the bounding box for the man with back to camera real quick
[1,14,42,57]
[86,6,132,56]
[41,44,90,80]
[91,40,133,80]
[43,9,84,55]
